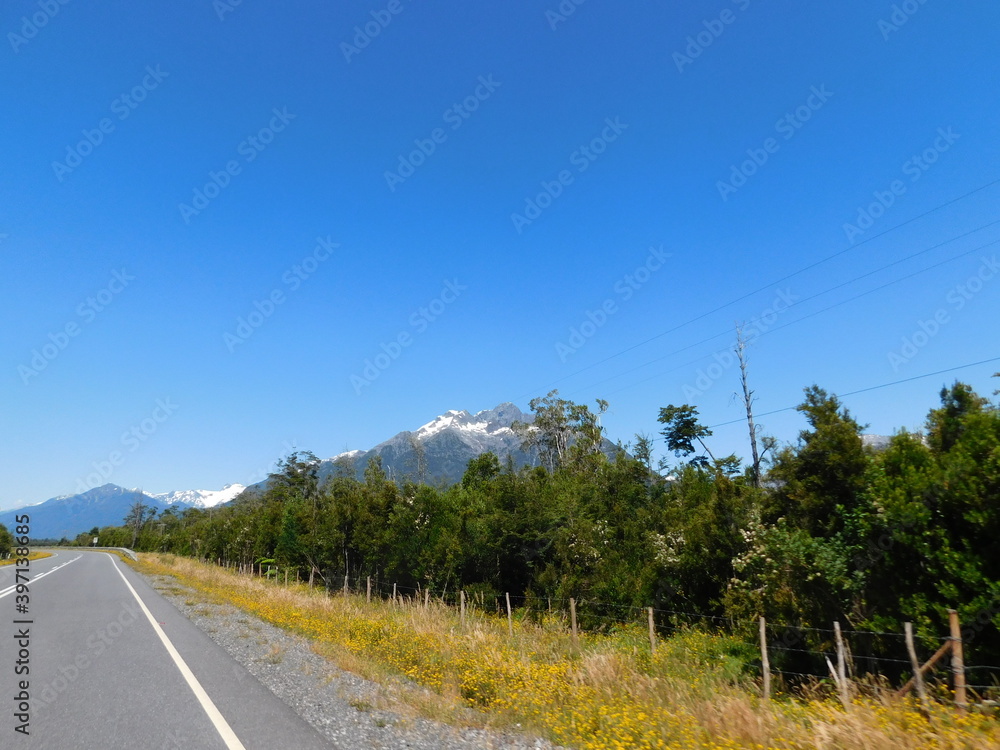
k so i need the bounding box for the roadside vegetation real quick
[0,550,52,566]
[67,376,1000,746]
[135,552,1000,749]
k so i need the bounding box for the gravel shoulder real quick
[142,572,559,750]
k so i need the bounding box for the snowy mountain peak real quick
[330,449,364,462]
[414,403,526,440]
[150,484,246,508]
[415,409,474,439]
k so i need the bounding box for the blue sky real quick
[2,0,998,508]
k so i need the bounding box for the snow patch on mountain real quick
[330,449,364,462]
[416,410,466,439]
[415,407,519,440]
[151,483,246,508]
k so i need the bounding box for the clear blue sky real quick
[2,0,998,508]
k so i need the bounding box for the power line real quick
[575,235,1000,400]
[514,178,1000,402]
[705,356,1000,429]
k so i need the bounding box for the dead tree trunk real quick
[736,326,761,488]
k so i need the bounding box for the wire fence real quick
[227,559,1000,706]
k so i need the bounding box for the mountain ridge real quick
[2,400,622,538]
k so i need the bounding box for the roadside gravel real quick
[143,573,561,750]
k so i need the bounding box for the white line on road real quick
[107,554,248,750]
[0,554,80,599]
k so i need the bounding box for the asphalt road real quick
[1,550,336,749]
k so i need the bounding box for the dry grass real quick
[0,550,53,566]
[131,553,1000,749]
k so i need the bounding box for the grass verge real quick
[131,553,1000,749]
[0,551,52,566]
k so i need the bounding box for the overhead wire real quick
[704,356,1000,429]
[514,178,1000,402]
[571,234,1000,401]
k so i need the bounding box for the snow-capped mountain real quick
[1,483,248,540]
[2,401,619,539]
[149,483,246,508]
[312,401,620,487]
[0,485,162,541]
[313,402,536,486]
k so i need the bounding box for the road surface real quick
[1,550,336,749]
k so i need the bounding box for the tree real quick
[735,326,765,487]
[657,404,716,468]
[632,432,654,473]
[407,434,428,484]
[270,451,320,501]
[274,504,305,569]
[925,381,988,454]
[123,496,156,549]
[767,386,869,537]
[0,524,13,557]
[461,452,501,489]
[513,391,609,472]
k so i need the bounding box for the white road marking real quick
[107,554,248,750]
[0,554,79,599]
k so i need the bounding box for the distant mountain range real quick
[0,483,245,541]
[3,401,624,540]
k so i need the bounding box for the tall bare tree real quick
[734,327,761,487]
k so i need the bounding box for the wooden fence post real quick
[904,622,929,714]
[760,617,771,701]
[896,639,952,697]
[366,576,371,603]
[834,621,849,707]
[284,569,288,586]
[949,609,967,711]
[392,582,397,606]
[570,598,579,653]
[647,607,656,655]
[506,592,513,637]
[461,590,466,629]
